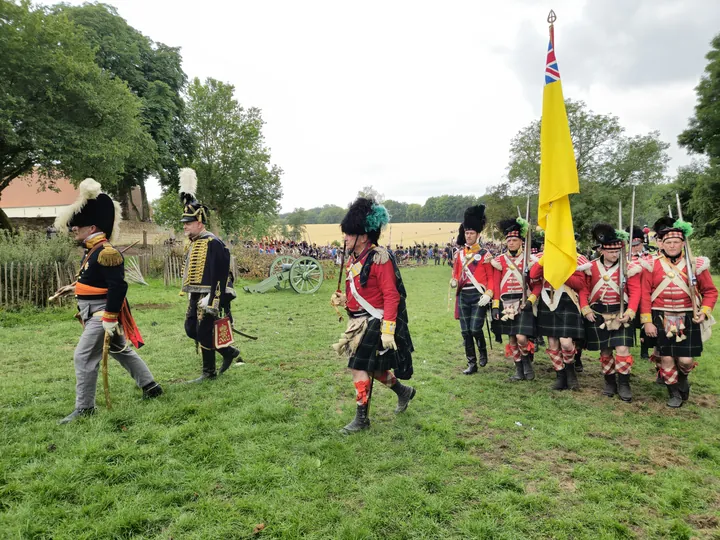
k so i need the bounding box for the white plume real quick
[79,178,102,200]
[179,168,197,197]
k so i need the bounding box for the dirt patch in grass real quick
[133,303,172,310]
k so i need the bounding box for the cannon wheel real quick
[289,257,324,294]
[269,255,294,289]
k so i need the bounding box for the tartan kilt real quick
[347,317,399,373]
[652,310,702,358]
[537,294,584,340]
[458,288,487,336]
[497,296,535,337]
[635,311,657,348]
[584,304,634,351]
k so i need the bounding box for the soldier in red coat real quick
[529,257,589,391]
[331,198,415,433]
[450,205,494,374]
[628,225,659,367]
[640,217,717,407]
[491,218,537,381]
[580,224,641,402]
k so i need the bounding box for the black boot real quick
[616,373,632,402]
[463,358,478,375]
[218,346,242,375]
[58,407,96,425]
[521,355,535,380]
[574,352,584,372]
[640,343,649,360]
[391,382,416,413]
[551,369,568,391]
[666,384,683,408]
[341,404,370,433]
[565,363,580,390]
[187,349,217,383]
[142,381,163,399]
[509,361,525,381]
[536,336,545,347]
[677,372,690,402]
[477,348,488,367]
[602,374,617,397]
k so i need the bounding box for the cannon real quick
[243,256,324,294]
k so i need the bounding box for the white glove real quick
[381,333,397,350]
[198,294,210,309]
[102,321,118,335]
[478,294,492,307]
[450,279,458,289]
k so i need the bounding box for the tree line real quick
[0,1,281,233]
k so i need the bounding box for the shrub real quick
[0,229,77,265]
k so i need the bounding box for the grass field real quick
[1,265,719,539]
[303,223,464,247]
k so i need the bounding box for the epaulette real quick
[527,254,539,268]
[483,251,493,263]
[98,244,123,267]
[577,262,592,273]
[372,246,390,264]
[639,257,655,272]
[695,256,710,275]
[490,257,502,271]
[627,263,642,278]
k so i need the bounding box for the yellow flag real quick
[538,25,579,289]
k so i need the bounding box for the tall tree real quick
[0,1,148,231]
[678,33,720,264]
[55,3,191,220]
[185,77,282,233]
[504,99,671,238]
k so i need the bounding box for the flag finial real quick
[547,10,557,24]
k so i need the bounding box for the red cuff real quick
[102,311,119,322]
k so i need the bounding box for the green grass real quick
[1,266,719,539]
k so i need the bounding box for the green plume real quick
[616,229,630,241]
[365,204,390,232]
[516,217,529,237]
[673,219,693,238]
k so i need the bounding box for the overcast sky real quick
[61,0,720,212]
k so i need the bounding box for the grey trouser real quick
[74,299,154,409]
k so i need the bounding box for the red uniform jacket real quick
[346,246,399,323]
[639,254,717,323]
[528,259,588,311]
[581,259,641,315]
[490,251,538,307]
[452,245,494,294]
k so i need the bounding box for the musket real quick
[676,193,699,317]
[521,196,532,305]
[331,241,347,322]
[627,187,636,265]
[618,201,626,316]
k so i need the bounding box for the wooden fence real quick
[0,261,77,308]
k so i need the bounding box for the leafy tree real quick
[504,99,671,238]
[0,1,147,231]
[678,33,720,264]
[357,185,384,202]
[55,3,191,220]
[383,200,408,223]
[286,208,308,240]
[185,77,283,233]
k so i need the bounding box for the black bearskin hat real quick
[340,197,390,245]
[653,216,691,240]
[179,168,210,223]
[591,223,623,249]
[627,225,645,245]
[531,236,543,254]
[54,178,122,243]
[462,204,486,233]
[497,218,522,239]
[456,225,465,246]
